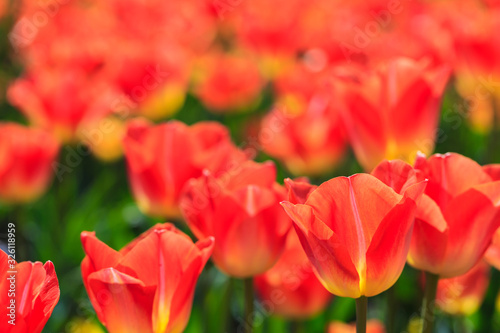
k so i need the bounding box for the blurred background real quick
[1,0,500,332]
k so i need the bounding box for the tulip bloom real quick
[338,57,450,171]
[0,123,59,204]
[436,260,490,316]
[180,160,291,277]
[407,153,500,278]
[123,119,247,218]
[254,230,332,319]
[281,174,426,298]
[0,250,60,333]
[327,319,386,333]
[81,223,214,333]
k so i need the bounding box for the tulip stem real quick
[244,277,254,333]
[355,296,367,333]
[421,272,439,333]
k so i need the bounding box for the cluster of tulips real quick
[1,0,500,332]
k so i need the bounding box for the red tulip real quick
[436,260,490,316]
[81,223,214,333]
[337,57,450,171]
[281,174,426,298]
[254,180,332,319]
[123,119,247,218]
[0,123,59,204]
[327,319,386,333]
[180,160,291,277]
[407,153,500,278]
[0,250,60,333]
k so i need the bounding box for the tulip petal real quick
[282,202,360,298]
[29,261,60,333]
[485,229,500,270]
[305,174,401,269]
[439,181,500,277]
[222,160,276,192]
[365,181,426,296]
[419,153,492,210]
[88,268,155,333]
[81,231,121,276]
[284,178,317,204]
[484,164,500,181]
[370,159,418,194]
[232,185,277,217]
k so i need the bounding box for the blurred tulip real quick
[0,123,59,204]
[180,160,291,277]
[81,223,214,333]
[281,174,426,298]
[337,57,450,171]
[0,250,60,333]
[327,319,386,333]
[254,230,332,319]
[192,51,265,112]
[436,260,490,316]
[260,63,346,176]
[123,119,247,218]
[8,68,113,143]
[406,153,500,278]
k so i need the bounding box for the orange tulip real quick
[483,164,500,270]
[180,160,291,277]
[81,223,214,333]
[406,153,500,278]
[436,260,490,316]
[327,319,386,333]
[0,123,59,204]
[0,250,60,333]
[123,119,247,218]
[253,231,332,319]
[281,174,426,298]
[337,57,450,171]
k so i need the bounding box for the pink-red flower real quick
[0,123,59,204]
[281,174,426,298]
[123,119,247,218]
[0,250,60,333]
[180,160,291,277]
[81,223,214,333]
